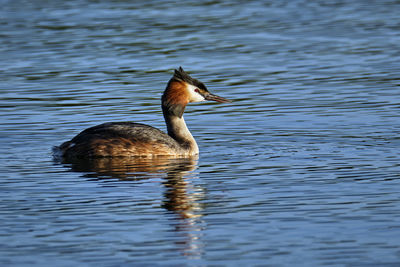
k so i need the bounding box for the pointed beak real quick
[204,93,232,103]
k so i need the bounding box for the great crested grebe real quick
[55,67,231,158]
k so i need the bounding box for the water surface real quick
[1,0,400,266]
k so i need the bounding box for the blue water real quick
[1,0,400,266]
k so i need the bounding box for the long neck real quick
[162,104,199,155]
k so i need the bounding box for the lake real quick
[1,0,400,266]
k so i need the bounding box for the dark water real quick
[1,0,400,266]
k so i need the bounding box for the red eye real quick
[195,88,200,93]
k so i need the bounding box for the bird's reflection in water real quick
[59,155,205,258]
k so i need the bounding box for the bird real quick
[54,67,231,158]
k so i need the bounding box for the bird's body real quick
[55,67,230,158]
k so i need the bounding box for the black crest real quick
[173,67,208,91]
